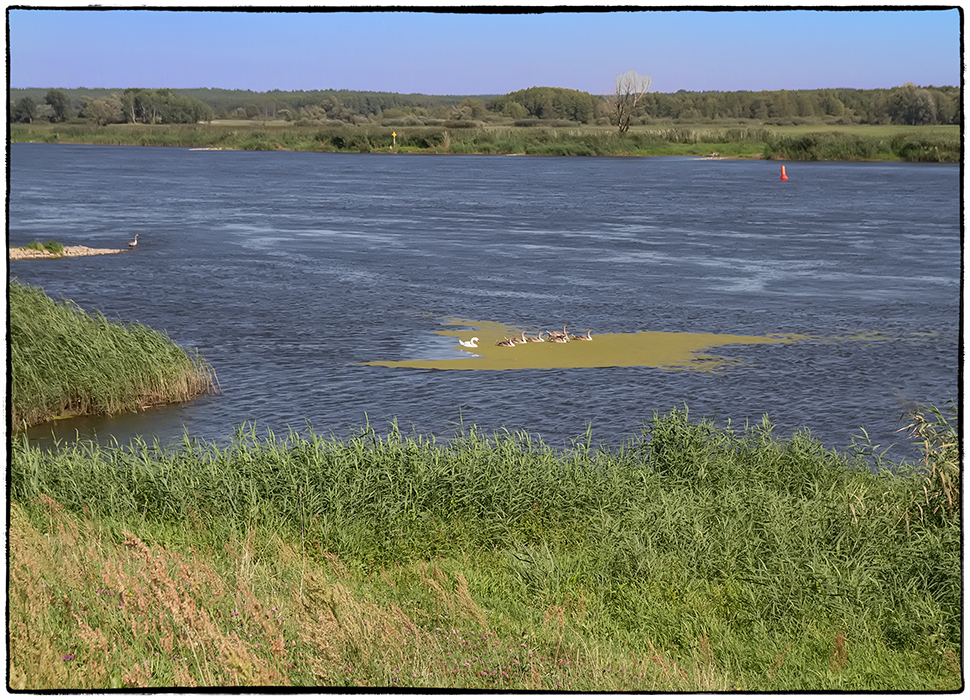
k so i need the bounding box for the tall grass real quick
[762,131,960,161]
[10,122,959,161]
[21,240,65,254]
[9,280,218,428]
[9,406,961,689]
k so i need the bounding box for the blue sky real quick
[8,7,962,95]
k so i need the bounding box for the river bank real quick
[10,122,960,161]
[9,406,960,690]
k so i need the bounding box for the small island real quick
[9,243,128,259]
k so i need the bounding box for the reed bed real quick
[10,122,959,161]
[9,406,961,690]
[9,280,218,428]
[762,131,960,162]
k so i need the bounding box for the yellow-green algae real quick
[363,319,803,371]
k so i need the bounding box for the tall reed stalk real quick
[9,280,217,428]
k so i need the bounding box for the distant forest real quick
[9,83,960,128]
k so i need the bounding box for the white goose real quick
[459,337,480,348]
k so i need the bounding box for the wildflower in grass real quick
[62,654,75,661]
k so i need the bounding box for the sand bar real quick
[10,245,126,260]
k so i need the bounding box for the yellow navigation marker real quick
[363,319,803,371]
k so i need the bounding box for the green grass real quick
[9,405,961,690]
[10,122,959,161]
[21,240,65,254]
[762,131,959,162]
[9,279,218,428]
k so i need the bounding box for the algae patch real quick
[363,319,800,371]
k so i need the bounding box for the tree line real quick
[10,88,214,126]
[10,82,959,128]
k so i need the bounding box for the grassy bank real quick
[10,122,960,161]
[9,406,960,690]
[9,280,218,428]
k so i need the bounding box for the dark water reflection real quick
[9,145,960,461]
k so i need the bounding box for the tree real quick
[888,83,937,125]
[79,94,124,126]
[12,95,37,123]
[487,87,599,123]
[609,69,652,133]
[457,98,487,120]
[501,101,528,120]
[119,88,213,124]
[45,88,72,122]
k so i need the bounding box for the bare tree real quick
[610,69,652,133]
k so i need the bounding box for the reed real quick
[21,240,66,254]
[10,122,959,161]
[9,280,218,428]
[9,407,961,690]
[762,131,960,161]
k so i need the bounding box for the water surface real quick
[9,144,960,460]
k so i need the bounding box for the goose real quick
[526,331,546,342]
[511,331,529,344]
[571,329,593,341]
[548,325,569,342]
[127,234,139,248]
[495,337,516,347]
[459,337,479,348]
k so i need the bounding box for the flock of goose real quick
[459,326,593,349]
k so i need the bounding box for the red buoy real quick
[780,165,788,181]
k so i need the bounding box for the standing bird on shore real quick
[459,337,479,348]
[127,234,139,248]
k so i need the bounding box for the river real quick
[9,144,960,461]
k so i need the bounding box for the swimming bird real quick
[459,337,479,348]
[496,337,516,347]
[571,329,593,340]
[127,234,139,248]
[511,331,529,344]
[548,325,569,342]
[526,331,546,342]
